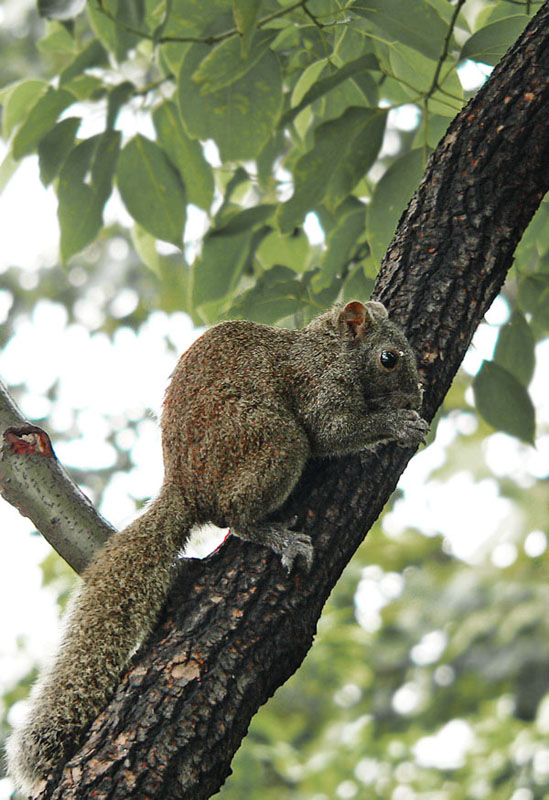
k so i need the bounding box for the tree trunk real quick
[26,4,549,798]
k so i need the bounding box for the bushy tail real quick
[7,484,192,795]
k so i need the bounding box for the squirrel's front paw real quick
[393,409,429,447]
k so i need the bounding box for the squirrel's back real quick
[161,319,303,527]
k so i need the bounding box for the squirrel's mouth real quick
[365,391,421,412]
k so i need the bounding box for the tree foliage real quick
[0,1,548,798]
[1,0,547,440]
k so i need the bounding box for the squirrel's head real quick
[338,300,423,411]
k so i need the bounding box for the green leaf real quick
[164,0,233,37]
[230,265,305,324]
[290,58,328,108]
[117,135,186,246]
[518,274,549,332]
[192,230,253,314]
[341,264,375,303]
[494,310,535,387]
[12,87,76,160]
[192,29,276,95]
[354,0,448,61]
[132,223,161,275]
[106,81,135,130]
[519,274,549,310]
[153,100,214,211]
[461,16,530,66]
[368,149,425,263]
[232,0,261,56]
[481,0,528,24]
[91,129,120,200]
[0,151,20,193]
[322,73,379,129]
[132,224,192,311]
[58,131,120,262]
[38,0,86,19]
[178,43,283,161]
[63,74,105,101]
[214,167,250,224]
[282,54,379,126]
[428,0,464,25]
[256,229,310,273]
[160,40,192,76]
[414,113,450,150]
[473,360,536,444]
[256,128,285,187]
[60,38,109,85]
[1,80,48,140]
[389,45,463,117]
[38,117,81,186]
[218,166,249,207]
[278,107,386,234]
[37,22,77,55]
[160,0,233,71]
[158,254,193,315]
[212,205,275,238]
[525,202,549,256]
[87,0,143,62]
[324,111,386,210]
[317,198,366,289]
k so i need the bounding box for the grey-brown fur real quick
[7,301,428,793]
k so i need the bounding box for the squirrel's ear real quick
[365,301,388,320]
[340,301,367,337]
[340,300,387,337]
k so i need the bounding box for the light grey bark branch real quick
[0,379,113,574]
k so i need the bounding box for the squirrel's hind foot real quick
[232,519,313,572]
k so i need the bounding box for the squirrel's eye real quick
[380,350,398,369]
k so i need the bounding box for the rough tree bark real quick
[3,3,549,798]
[0,391,113,573]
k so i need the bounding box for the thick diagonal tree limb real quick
[34,4,549,799]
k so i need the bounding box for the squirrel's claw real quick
[232,521,314,573]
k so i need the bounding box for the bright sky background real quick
[0,30,547,798]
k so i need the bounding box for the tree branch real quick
[94,0,309,46]
[0,382,113,574]
[28,2,549,797]
[425,0,467,100]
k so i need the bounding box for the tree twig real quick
[0,381,113,574]
[94,0,308,47]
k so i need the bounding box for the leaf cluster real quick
[0,0,546,435]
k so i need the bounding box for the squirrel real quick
[7,300,428,794]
